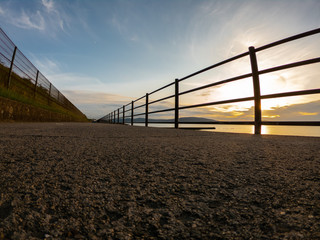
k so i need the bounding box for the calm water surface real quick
[206,125,320,137]
[134,123,320,137]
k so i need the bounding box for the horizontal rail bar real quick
[149,82,175,95]
[134,103,146,110]
[148,107,175,115]
[133,95,145,103]
[259,57,320,75]
[179,73,252,96]
[261,88,320,100]
[131,121,319,126]
[179,127,216,130]
[133,112,146,117]
[149,94,175,105]
[178,121,254,125]
[143,121,175,124]
[179,96,254,110]
[256,28,320,52]
[262,121,320,126]
[179,52,249,82]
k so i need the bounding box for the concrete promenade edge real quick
[0,123,319,239]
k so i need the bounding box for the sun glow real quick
[299,112,318,116]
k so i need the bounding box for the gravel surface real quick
[0,122,319,239]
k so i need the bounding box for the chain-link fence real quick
[0,28,83,116]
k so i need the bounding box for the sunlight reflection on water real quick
[134,123,320,137]
[203,125,320,137]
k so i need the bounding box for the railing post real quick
[48,83,52,105]
[122,105,125,124]
[249,46,262,134]
[33,70,39,98]
[131,101,134,126]
[145,93,149,127]
[7,46,17,89]
[175,79,179,129]
[117,108,120,124]
[114,110,116,124]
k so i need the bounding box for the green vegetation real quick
[0,63,88,122]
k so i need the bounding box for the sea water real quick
[133,123,320,137]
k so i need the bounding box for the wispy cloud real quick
[11,10,45,30]
[41,0,65,31]
[0,0,67,34]
[31,56,61,75]
[41,0,54,13]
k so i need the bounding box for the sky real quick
[0,0,319,120]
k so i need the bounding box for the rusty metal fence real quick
[0,28,82,114]
[100,28,320,134]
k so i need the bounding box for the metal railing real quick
[0,28,82,115]
[99,28,320,134]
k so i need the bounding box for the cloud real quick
[11,10,45,30]
[178,98,320,122]
[262,100,320,121]
[31,56,61,75]
[62,90,133,119]
[41,0,65,31]
[206,100,320,121]
[42,0,54,13]
[0,0,68,34]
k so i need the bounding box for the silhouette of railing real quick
[0,28,82,115]
[98,28,320,134]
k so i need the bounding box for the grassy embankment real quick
[0,63,88,122]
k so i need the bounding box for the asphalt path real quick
[0,123,319,239]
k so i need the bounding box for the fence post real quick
[117,108,120,124]
[175,79,179,129]
[33,70,39,98]
[145,93,149,127]
[114,110,116,124]
[7,46,17,89]
[122,105,125,124]
[131,101,134,126]
[249,46,262,134]
[48,83,52,105]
